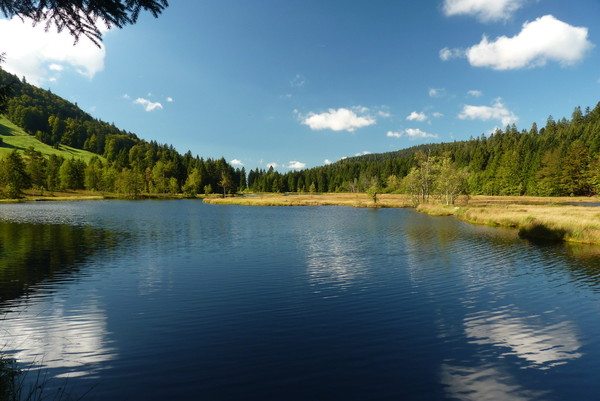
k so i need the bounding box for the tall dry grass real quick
[205,193,600,244]
[418,202,600,244]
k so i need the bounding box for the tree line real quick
[0,147,246,198]
[2,65,600,200]
[0,68,247,198]
[249,104,600,199]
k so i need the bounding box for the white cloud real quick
[406,111,428,122]
[267,162,278,169]
[166,97,174,102]
[429,88,446,98]
[301,107,376,132]
[432,112,444,118]
[123,94,131,99]
[443,0,524,22]
[134,98,163,112]
[468,90,483,97]
[230,159,244,166]
[439,47,464,61]
[458,99,518,126]
[0,16,106,85]
[288,161,306,169]
[354,151,371,156]
[466,15,593,70]
[387,129,438,139]
[324,159,332,165]
[290,74,306,87]
[378,110,391,118]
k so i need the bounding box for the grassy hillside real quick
[0,115,100,163]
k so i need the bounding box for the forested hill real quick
[0,67,244,197]
[248,103,600,197]
[1,64,599,199]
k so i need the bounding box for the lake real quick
[1,200,600,400]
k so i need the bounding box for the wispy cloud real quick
[429,88,446,98]
[134,98,163,112]
[468,90,483,97]
[466,15,593,70]
[458,98,518,126]
[290,74,307,88]
[387,128,438,139]
[267,162,278,169]
[442,0,525,22]
[354,151,371,156]
[300,107,376,132]
[166,97,174,102]
[439,47,464,61]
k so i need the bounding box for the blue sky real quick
[1,0,599,170]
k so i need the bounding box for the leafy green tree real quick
[0,53,11,113]
[183,167,202,197]
[366,180,380,205]
[219,171,233,197]
[435,157,468,205]
[58,158,84,189]
[168,176,179,194]
[0,150,30,198]
[84,157,103,191]
[115,168,144,197]
[24,146,47,190]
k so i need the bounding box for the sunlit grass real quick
[207,193,600,244]
[203,193,414,208]
[418,200,600,244]
[0,116,101,163]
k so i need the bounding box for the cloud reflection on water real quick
[441,363,547,401]
[1,298,116,378]
[464,306,582,369]
[305,231,367,292]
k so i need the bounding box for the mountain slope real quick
[0,115,101,163]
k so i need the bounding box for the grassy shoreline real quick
[2,191,599,244]
[204,193,600,245]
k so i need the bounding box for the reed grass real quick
[203,193,414,208]
[206,193,600,244]
[417,201,600,244]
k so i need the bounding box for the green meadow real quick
[0,115,100,163]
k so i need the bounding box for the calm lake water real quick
[1,200,600,400]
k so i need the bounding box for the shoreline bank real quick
[1,191,598,245]
[204,193,600,245]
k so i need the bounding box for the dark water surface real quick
[1,200,600,400]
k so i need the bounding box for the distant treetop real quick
[0,0,169,45]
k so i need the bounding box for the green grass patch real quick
[0,115,102,163]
